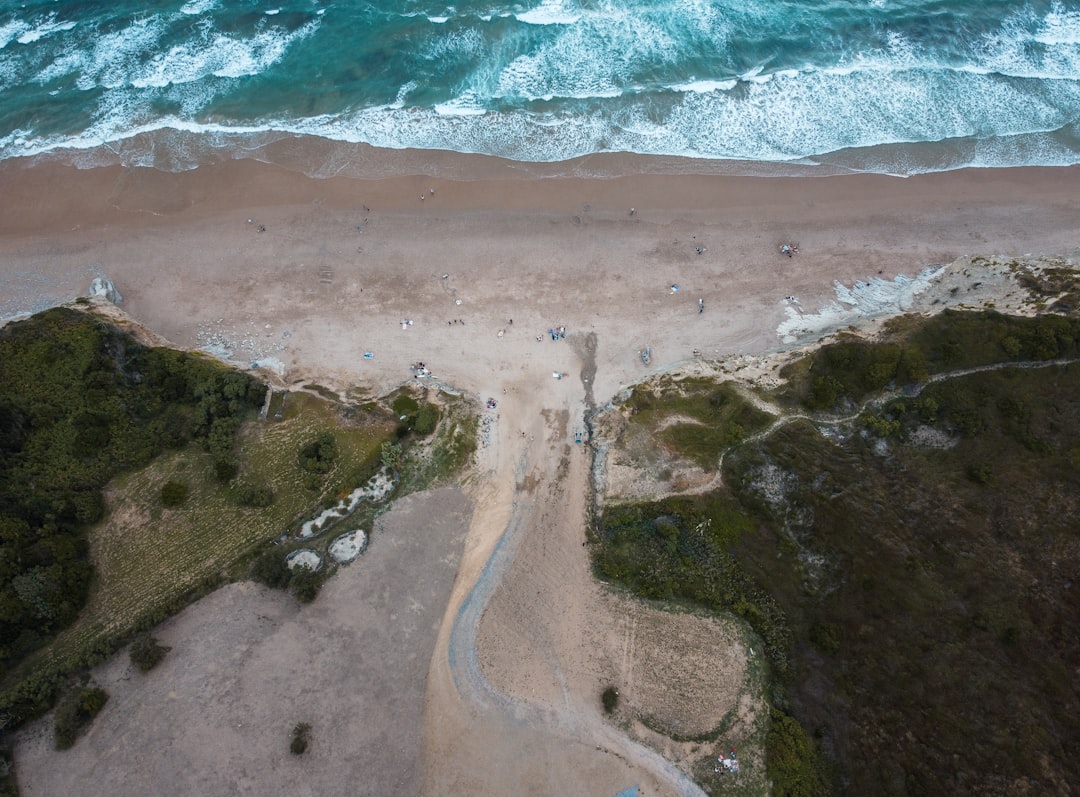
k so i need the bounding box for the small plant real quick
[601,685,620,715]
[129,633,171,672]
[54,686,109,750]
[290,722,312,755]
[380,440,402,469]
[160,480,189,508]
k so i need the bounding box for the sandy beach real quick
[5,148,1079,795]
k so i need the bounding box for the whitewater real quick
[1,0,1079,174]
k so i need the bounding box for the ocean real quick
[1,0,1079,176]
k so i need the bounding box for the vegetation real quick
[397,397,478,493]
[53,685,108,750]
[601,686,620,715]
[781,310,1080,411]
[289,567,322,604]
[596,310,1080,795]
[0,312,394,739]
[624,380,772,469]
[290,721,312,755]
[160,480,190,508]
[0,307,264,676]
[129,633,170,672]
[391,391,440,437]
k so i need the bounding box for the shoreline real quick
[4,147,1080,233]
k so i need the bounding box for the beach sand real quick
[5,150,1078,795]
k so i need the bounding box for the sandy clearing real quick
[15,488,471,797]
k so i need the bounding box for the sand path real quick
[423,339,706,795]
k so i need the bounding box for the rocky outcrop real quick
[88,277,122,305]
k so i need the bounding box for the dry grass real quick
[37,392,393,673]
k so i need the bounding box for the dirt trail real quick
[422,342,706,796]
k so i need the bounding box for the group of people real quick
[537,326,567,342]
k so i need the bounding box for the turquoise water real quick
[1,0,1079,173]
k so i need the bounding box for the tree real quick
[251,549,291,590]
[54,686,108,750]
[129,633,170,672]
[160,480,189,508]
[290,568,321,603]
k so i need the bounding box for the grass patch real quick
[623,379,773,469]
[0,390,393,729]
[398,398,479,493]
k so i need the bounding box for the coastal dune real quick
[4,149,1079,795]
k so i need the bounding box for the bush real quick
[766,708,828,797]
[290,722,312,755]
[129,633,170,672]
[213,458,238,483]
[236,481,275,507]
[391,395,419,416]
[290,568,321,603]
[380,441,402,469]
[298,432,338,474]
[160,480,189,508]
[54,686,108,750]
[413,404,439,435]
[601,686,620,715]
[251,549,292,590]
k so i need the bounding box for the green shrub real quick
[766,708,828,797]
[413,404,439,435]
[601,686,619,715]
[160,480,189,508]
[380,441,402,469]
[290,722,312,755]
[54,686,109,750]
[298,432,337,474]
[251,549,292,590]
[213,458,239,483]
[236,481,275,507]
[290,568,321,603]
[129,633,170,672]
[391,395,419,416]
